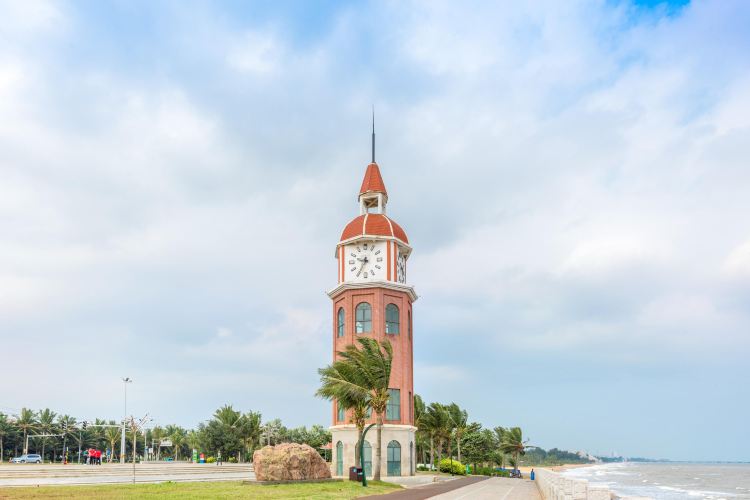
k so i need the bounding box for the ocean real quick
[561,462,750,499]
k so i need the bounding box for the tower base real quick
[330,424,416,478]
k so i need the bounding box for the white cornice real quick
[327,281,418,302]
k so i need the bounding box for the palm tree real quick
[151,426,164,460]
[260,419,283,446]
[16,408,37,455]
[446,403,468,463]
[213,405,243,461]
[424,403,450,472]
[499,427,528,471]
[57,415,77,463]
[104,424,120,462]
[170,428,186,461]
[0,413,13,462]
[316,337,394,481]
[187,430,202,461]
[316,358,371,467]
[413,394,426,466]
[37,409,57,463]
[239,411,262,462]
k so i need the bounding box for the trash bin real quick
[530,470,535,480]
[349,466,364,481]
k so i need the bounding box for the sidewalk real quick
[430,477,541,499]
[361,476,488,499]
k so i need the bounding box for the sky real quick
[1,0,748,462]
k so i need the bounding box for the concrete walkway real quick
[362,476,488,499]
[364,476,542,500]
[430,477,541,499]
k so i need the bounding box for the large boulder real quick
[253,443,332,481]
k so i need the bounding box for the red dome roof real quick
[340,213,409,244]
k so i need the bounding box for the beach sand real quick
[519,463,593,474]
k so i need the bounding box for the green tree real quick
[36,408,57,462]
[187,430,202,459]
[104,423,120,462]
[16,408,37,455]
[170,428,187,461]
[413,394,427,466]
[446,403,468,463]
[499,427,528,471]
[316,337,394,481]
[260,418,285,446]
[238,411,261,462]
[0,413,13,462]
[462,425,495,471]
[57,415,77,463]
[316,356,371,467]
[423,403,450,472]
[212,405,244,461]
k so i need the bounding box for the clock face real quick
[346,241,383,280]
[397,253,406,283]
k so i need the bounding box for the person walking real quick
[217,450,222,466]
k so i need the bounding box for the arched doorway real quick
[336,441,343,476]
[387,440,401,476]
[362,441,372,477]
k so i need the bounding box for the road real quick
[0,462,254,487]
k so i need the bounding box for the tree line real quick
[0,406,330,464]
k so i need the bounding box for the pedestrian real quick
[217,450,222,466]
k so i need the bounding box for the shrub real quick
[206,456,216,463]
[438,458,466,475]
[468,465,511,477]
[228,456,237,463]
[417,465,430,471]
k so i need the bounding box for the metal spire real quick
[371,106,375,164]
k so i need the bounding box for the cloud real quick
[1,0,749,461]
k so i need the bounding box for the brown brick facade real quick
[330,286,414,427]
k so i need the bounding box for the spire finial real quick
[371,106,375,164]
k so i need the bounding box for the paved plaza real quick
[0,462,254,487]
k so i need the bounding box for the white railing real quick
[534,468,615,500]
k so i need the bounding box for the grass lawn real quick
[0,480,402,499]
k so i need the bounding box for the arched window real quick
[337,308,345,337]
[385,304,400,334]
[336,441,344,476]
[337,402,345,422]
[387,440,401,476]
[362,441,372,477]
[355,302,372,333]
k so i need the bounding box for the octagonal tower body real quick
[327,162,417,478]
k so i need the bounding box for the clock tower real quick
[327,145,417,477]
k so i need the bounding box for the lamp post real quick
[120,377,132,464]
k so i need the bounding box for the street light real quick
[120,377,132,464]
